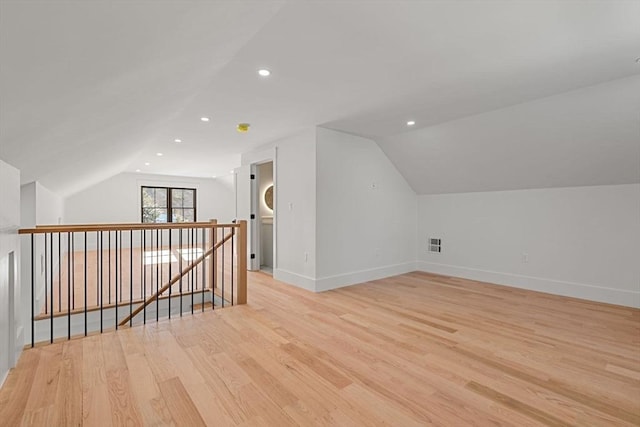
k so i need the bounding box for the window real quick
[141,186,196,223]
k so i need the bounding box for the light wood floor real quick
[1,271,639,426]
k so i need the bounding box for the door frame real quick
[237,147,277,273]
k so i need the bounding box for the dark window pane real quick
[171,189,183,208]
[142,208,155,223]
[142,187,167,209]
[142,208,167,223]
[183,209,195,222]
[155,209,168,223]
[142,187,155,206]
[155,188,167,207]
[183,190,194,208]
[171,208,183,223]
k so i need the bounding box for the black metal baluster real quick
[168,227,172,319]
[119,230,123,303]
[50,233,54,343]
[115,230,118,330]
[179,228,184,316]
[196,228,204,311]
[143,229,146,325]
[67,232,71,339]
[71,233,75,311]
[156,228,159,322]
[188,229,193,315]
[58,232,61,313]
[130,230,133,327]
[108,231,111,305]
[84,232,87,337]
[203,227,207,311]
[96,232,99,308]
[100,231,103,333]
[194,227,198,311]
[30,234,34,348]
[221,227,225,308]
[230,227,236,305]
[44,233,48,315]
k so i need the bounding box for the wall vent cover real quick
[429,238,441,253]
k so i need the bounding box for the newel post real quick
[209,219,217,289]
[237,220,248,304]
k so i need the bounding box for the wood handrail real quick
[118,230,234,326]
[19,221,239,234]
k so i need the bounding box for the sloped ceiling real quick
[1,1,639,196]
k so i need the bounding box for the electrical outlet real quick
[522,252,529,263]
[304,252,308,262]
[288,202,293,211]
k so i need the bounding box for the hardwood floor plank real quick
[158,377,206,427]
[467,381,573,427]
[0,350,40,426]
[81,335,113,426]
[51,339,83,427]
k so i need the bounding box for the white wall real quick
[0,159,21,386]
[315,127,417,290]
[417,184,640,308]
[64,172,235,224]
[19,181,64,347]
[241,129,317,290]
[242,127,417,292]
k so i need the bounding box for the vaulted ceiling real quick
[1,1,639,196]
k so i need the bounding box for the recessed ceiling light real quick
[211,175,217,179]
[200,117,210,122]
[135,169,141,172]
[229,170,234,174]
[156,152,163,157]
[237,123,250,133]
[258,69,271,77]
[144,162,150,166]
[174,138,182,143]
[407,120,416,126]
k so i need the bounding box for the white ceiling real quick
[1,1,639,196]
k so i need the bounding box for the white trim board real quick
[275,262,416,293]
[273,268,316,292]
[314,262,416,292]
[417,261,640,308]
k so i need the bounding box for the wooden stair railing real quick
[118,230,234,326]
[19,220,248,346]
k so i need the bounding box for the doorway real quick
[257,162,274,274]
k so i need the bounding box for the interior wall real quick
[64,172,235,224]
[315,127,417,290]
[241,128,317,290]
[417,184,640,308]
[0,159,21,386]
[19,181,64,347]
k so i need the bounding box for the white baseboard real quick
[273,269,316,292]
[0,369,8,389]
[274,262,417,293]
[315,262,417,292]
[417,261,639,308]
